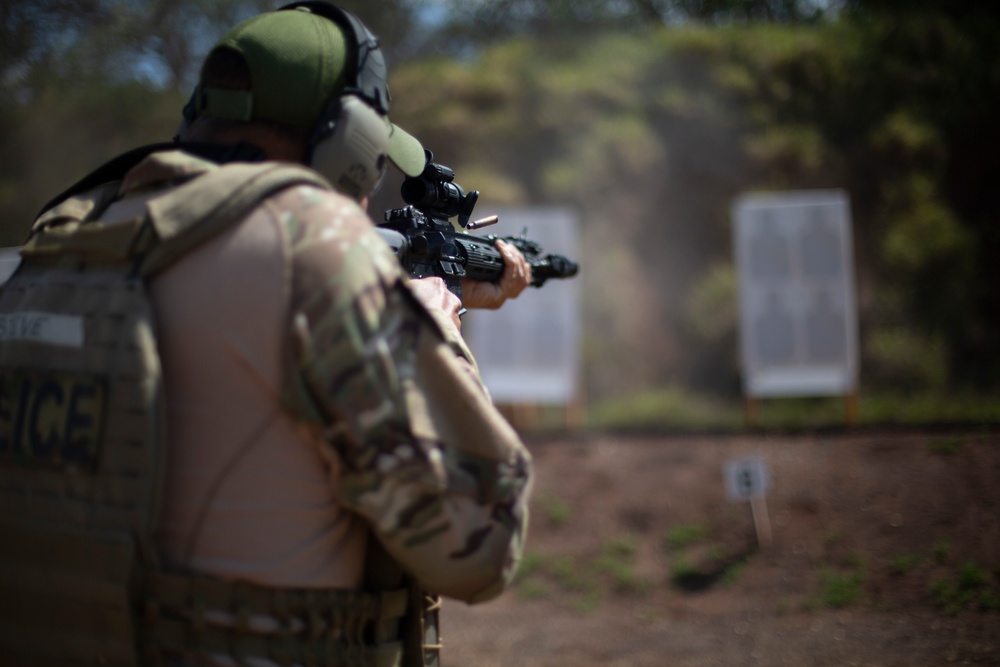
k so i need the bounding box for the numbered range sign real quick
[731,190,858,398]
[724,457,771,502]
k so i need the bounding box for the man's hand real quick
[408,276,464,331]
[461,238,532,310]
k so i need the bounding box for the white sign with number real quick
[724,457,771,502]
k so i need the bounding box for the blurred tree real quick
[0,0,422,246]
[1,0,105,102]
[1,0,422,98]
[420,0,836,54]
[1,0,998,395]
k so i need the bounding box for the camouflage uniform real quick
[116,149,533,604]
[0,145,530,665]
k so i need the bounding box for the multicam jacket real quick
[111,150,533,604]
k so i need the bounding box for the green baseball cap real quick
[195,7,425,177]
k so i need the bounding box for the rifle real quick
[378,152,578,304]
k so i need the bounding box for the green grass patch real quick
[665,523,709,550]
[551,554,592,593]
[825,528,846,546]
[706,544,727,562]
[514,551,547,581]
[595,535,651,595]
[586,388,1000,432]
[537,494,572,527]
[889,553,922,576]
[933,540,953,564]
[514,537,657,611]
[928,561,997,614]
[817,565,866,608]
[670,554,699,582]
[574,588,603,614]
[721,559,746,587]
[928,436,964,455]
[929,578,969,615]
[587,386,742,431]
[958,562,989,590]
[517,579,550,600]
[979,589,1000,612]
[860,393,1000,425]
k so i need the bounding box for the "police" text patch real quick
[0,369,106,469]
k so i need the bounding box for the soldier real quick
[0,2,533,666]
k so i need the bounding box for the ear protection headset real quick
[176,1,393,201]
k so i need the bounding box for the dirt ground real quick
[439,428,1000,666]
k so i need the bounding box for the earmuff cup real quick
[309,95,390,202]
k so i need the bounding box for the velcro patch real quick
[0,311,84,348]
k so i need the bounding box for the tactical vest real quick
[0,152,441,667]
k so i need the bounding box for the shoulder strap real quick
[22,155,332,276]
[139,161,331,277]
[35,141,268,219]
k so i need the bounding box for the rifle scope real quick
[400,152,479,227]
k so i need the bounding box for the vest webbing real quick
[0,153,437,667]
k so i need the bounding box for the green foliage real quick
[684,263,737,342]
[880,176,971,274]
[743,123,827,174]
[384,16,1000,402]
[864,327,948,392]
[871,110,945,162]
[6,4,1000,401]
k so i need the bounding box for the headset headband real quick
[277,1,390,115]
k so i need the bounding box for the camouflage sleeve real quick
[273,185,532,604]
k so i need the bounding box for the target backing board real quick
[462,206,581,404]
[732,191,858,398]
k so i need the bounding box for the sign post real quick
[724,457,773,549]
